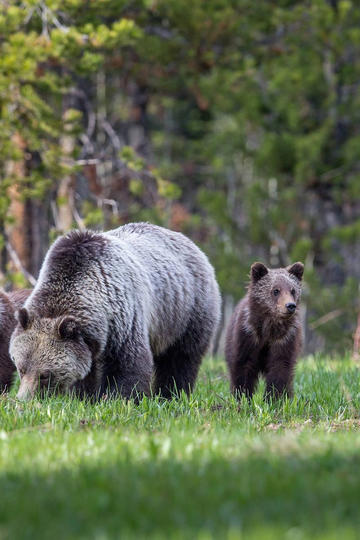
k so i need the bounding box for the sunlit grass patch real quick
[1,355,360,539]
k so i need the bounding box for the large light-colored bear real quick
[10,223,221,400]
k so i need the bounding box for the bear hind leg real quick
[0,356,15,394]
[153,324,210,399]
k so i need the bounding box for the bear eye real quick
[273,289,280,296]
[39,371,51,383]
[291,288,296,296]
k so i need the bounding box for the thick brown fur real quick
[225,262,304,401]
[0,289,31,392]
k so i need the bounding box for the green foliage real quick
[139,0,360,350]
[156,177,182,200]
[5,268,28,289]
[329,220,360,244]
[0,0,359,351]
[82,201,104,228]
[129,178,144,197]
[290,237,312,263]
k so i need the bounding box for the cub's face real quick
[10,310,93,400]
[250,261,304,318]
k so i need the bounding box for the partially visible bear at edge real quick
[225,261,304,400]
[0,289,31,392]
[10,223,221,401]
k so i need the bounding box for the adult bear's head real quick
[10,309,97,400]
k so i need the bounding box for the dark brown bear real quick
[225,262,304,400]
[0,289,31,392]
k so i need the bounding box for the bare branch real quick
[76,158,99,165]
[50,200,60,230]
[71,204,86,231]
[99,119,122,151]
[99,198,119,215]
[6,242,37,287]
[309,309,343,330]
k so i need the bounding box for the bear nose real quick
[286,302,296,313]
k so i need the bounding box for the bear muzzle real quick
[285,302,296,314]
[17,373,39,401]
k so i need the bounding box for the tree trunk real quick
[5,133,32,273]
[57,111,76,232]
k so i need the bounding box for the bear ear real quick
[251,262,268,282]
[58,316,79,340]
[287,262,304,281]
[17,308,30,330]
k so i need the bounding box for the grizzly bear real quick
[0,289,31,392]
[225,261,304,400]
[10,223,221,401]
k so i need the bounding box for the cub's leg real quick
[230,362,260,400]
[264,343,297,401]
[226,328,260,400]
[225,303,262,400]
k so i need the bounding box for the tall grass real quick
[0,355,360,539]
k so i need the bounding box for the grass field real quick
[1,355,360,540]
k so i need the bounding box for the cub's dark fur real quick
[0,289,31,392]
[225,262,304,400]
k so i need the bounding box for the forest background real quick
[1,0,359,354]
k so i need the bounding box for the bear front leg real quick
[101,340,153,401]
[230,363,260,400]
[264,344,297,401]
[226,335,261,401]
[264,372,294,401]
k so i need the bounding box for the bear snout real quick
[286,302,296,314]
[16,373,39,401]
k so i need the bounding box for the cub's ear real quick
[250,262,268,282]
[17,308,30,330]
[58,316,80,340]
[287,262,304,281]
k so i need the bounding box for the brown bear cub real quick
[225,262,304,401]
[0,289,31,392]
